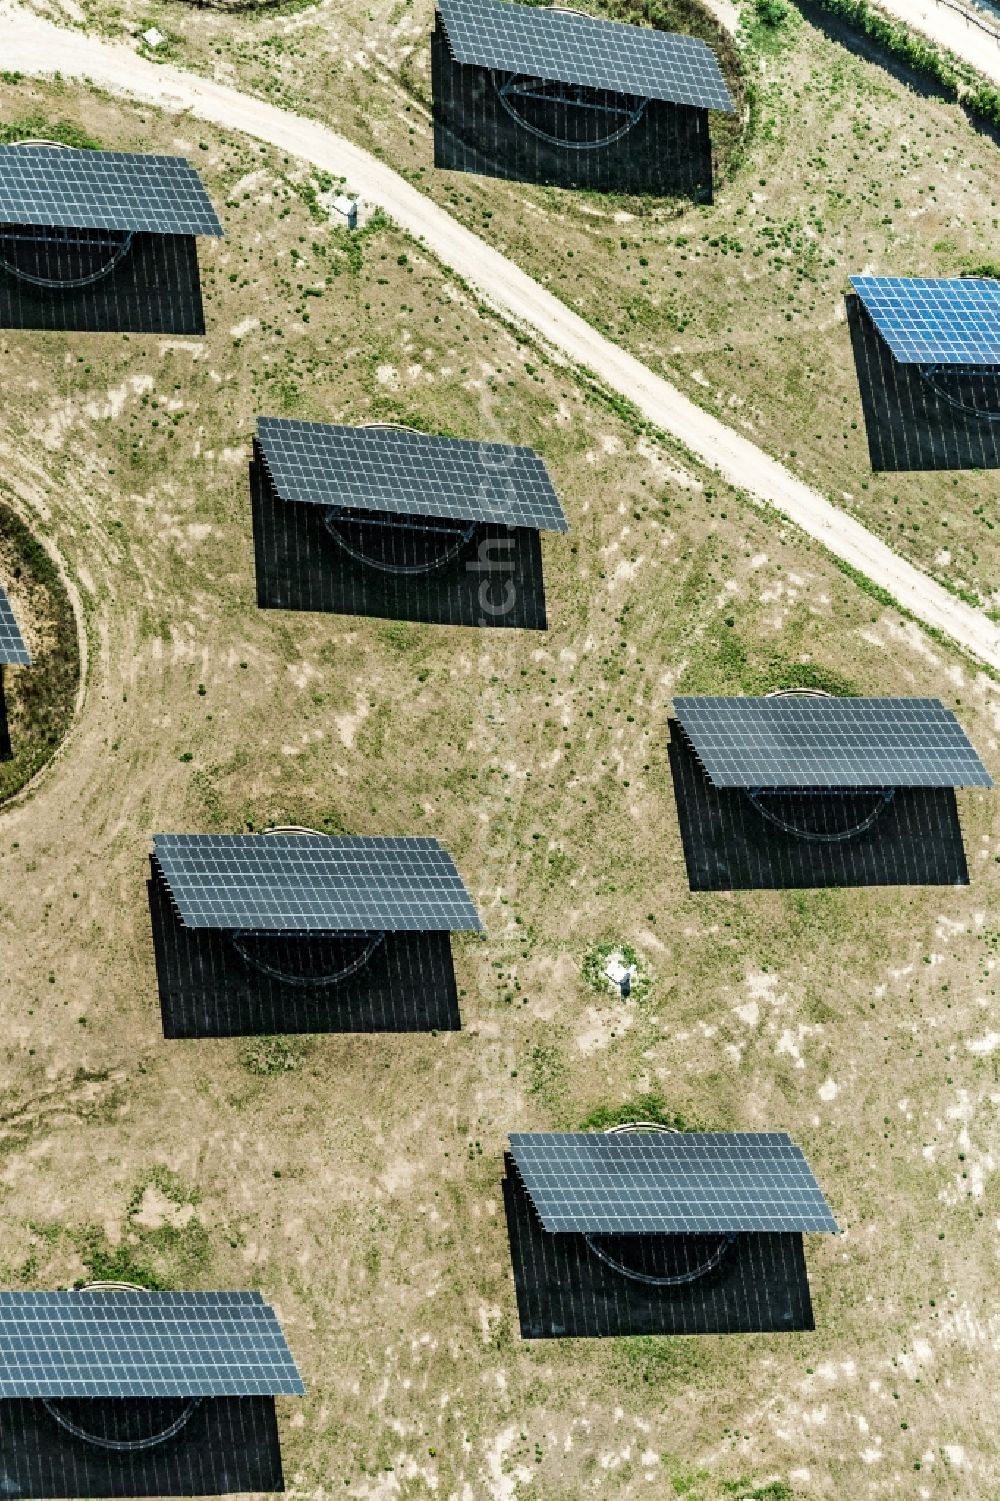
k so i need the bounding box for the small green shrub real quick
[966,83,1000,127]
[71,1228,167,1290]
[755,0,790,25]
[580,1092,699,1132]
[0,115,101,149]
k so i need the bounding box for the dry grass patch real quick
[0,76,997,1501]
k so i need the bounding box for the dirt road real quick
[696,0,1000,84]
[875,0,1000,84]
[3,3,999,671]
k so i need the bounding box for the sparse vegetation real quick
[76,0,1000,606]
[802,0,1000,128]
[240,1035,314,1075]
[580,1092,697,1131]
[581,938,651,1002]
[0,114,101,149]
[0,49,996,1501]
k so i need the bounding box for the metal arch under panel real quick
[491,70,649,150]
[0,224,137,289]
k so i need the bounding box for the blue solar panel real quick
[256,418,568,532]
[0,583,30,666]
[438,0,734,112]
[0,1291,303,1398]
[509,1132,839,1234]
[0,146,223,238]
[673,697,993,790]
[851,276,1000,366]
[154,833,484,934]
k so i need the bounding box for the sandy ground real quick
[699,0,741,31]
[3,3,999,675]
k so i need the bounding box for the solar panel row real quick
[509,1132,839,1234]
[0,1292,266,1307]
[256,418,569,533]
[153,833,484,934]
[0,146,223,238]
[0,1292,303,1399]
[0,582,30,666]
[673,696,992,791]
[438,0,734,113]
[851,275,1000,367]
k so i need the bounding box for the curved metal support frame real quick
[263,824,325,836]
[491,70,648,151]
[230,928,386,988]
[42,1397,202,1454]
[326,419,480,577]
[746,785,896,844]
[917,362,1000,424]
[752,684,896,844]
[764,687,831,700]
[581,1119,734,1288]
[42,1280,200,1454]
[359,420,423,435]
[0,226,136,289]
[583,1229,735,1287]
[235,828,388,988]
[323,506,478,577]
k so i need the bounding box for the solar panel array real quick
[673,696,993,791]
[509,1132,838,1234]
[0,1291,303,1399]
[0,146,224,238]
[505,1161,817,1337]
[438,0,734,112]
[668,727,972,891]
[0,583,30,666]
[256,418,568,532]
[154,833,484,934]
[851,276,1000,367]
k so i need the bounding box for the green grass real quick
[0,115,101,148]
[579,1092,700,1131]
[239,1035,315,1075]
